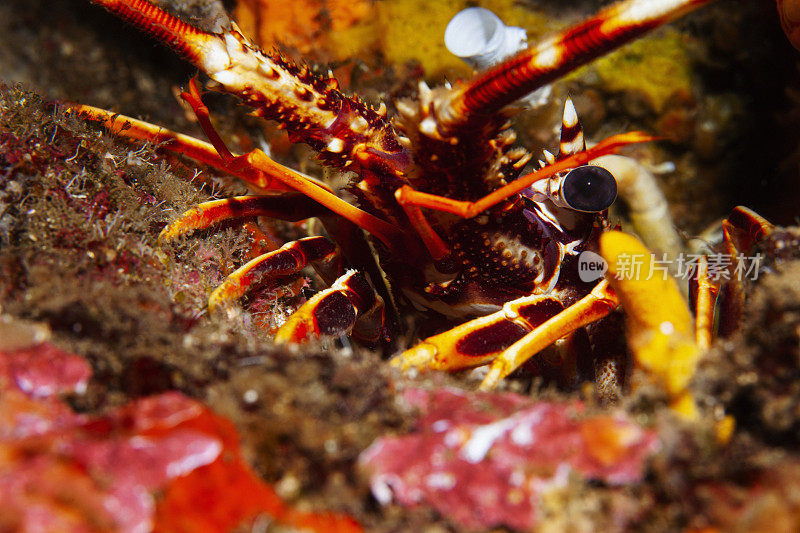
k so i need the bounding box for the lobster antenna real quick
[437,0,715,129]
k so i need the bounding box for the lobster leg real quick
[392,280,618,388]
[692,206,774,343]
[153,188,394,343]
[478,281,619,390]
[393,192,450,261]
[717,207,773,336]
[275,270,385,344]
[319,214,401,344]
[208,236,340,313]
[159,193,330,241]
[70,104,296,193]
[392,293,566,373]
[175,79,403,249]
[76,103,394,262]
[691,256,718,350]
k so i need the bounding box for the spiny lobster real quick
[71,0,742,398]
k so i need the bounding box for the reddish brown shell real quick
[779,0,800,51]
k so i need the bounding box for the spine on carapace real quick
[88,0,410,178]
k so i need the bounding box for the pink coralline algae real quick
[360,388,659,531]
[0,342,92,397]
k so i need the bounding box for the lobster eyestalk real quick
[437,0,716,129]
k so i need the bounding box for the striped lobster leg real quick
[437,0,717,128]
[275,270,386,344]
[392,280,619,390]
[692,206,774,345]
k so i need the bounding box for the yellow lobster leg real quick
[392,286,618,390]
[477,281,619,391]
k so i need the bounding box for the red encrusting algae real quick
[0,339,362,532]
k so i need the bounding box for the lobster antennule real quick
[438,0,716,128]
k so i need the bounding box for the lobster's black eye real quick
[562,165,617,212]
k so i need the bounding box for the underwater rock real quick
[360,387,658,530]
[235,0,371,57]
[591,28,694,116]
